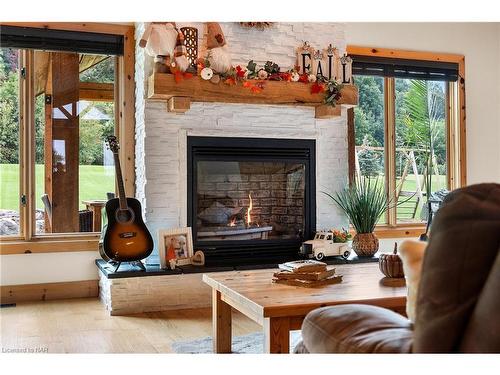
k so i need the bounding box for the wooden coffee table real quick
[203,263,407,354]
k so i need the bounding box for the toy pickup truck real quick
[300,231,351,260]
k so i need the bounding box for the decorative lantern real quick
[180,27,198,70]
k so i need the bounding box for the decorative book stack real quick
[273,260,343,288]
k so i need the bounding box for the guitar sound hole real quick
[116,208,134,224]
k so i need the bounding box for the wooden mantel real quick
[147,73,358,119]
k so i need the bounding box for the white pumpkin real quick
[201,67,214,80]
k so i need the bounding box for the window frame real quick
[347,45,466,237]
[0,23,136,254]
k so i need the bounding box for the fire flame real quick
[247,193,253,226]
[228,217,237,227]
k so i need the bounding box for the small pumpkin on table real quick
[378,243,406,287]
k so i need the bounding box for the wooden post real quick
[263,317,290,354]
[212,289,232,353]
[44,52,80,233]
[347,108,356,185]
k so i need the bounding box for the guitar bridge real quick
[119,232,137,238]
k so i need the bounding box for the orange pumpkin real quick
[379,243,404,278]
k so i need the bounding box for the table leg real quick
[212,289,232,353]
[263,317,290,354]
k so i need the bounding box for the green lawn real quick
[0,164,115,211]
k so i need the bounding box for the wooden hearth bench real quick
[203,263,407,354]
[147,73,358,119]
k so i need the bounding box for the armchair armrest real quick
[297,304,413,353]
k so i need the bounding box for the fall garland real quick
[239,22,274,30]
[175,59,344,107]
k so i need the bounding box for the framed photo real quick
[158,227,194,269]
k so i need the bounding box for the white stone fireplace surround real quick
[134,22,350,262]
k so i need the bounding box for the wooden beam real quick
[44,52,80,233]
[167,97,191,113]
[347,45,465,64]
[1,280,98,304]
[79,82,114,101]
[118,27,136,197]
[148,73,358,109]
[79,54,108,74]
[385,77,396,226]
[35,52,112,98]
[314,105,341,119]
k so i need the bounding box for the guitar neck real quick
[113,152,128,210]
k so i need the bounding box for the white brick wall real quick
[135,23,350,261]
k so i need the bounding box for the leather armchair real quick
[294,183,500,353]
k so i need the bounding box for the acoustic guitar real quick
[99,136,154,264]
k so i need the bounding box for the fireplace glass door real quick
[196,161,306,242]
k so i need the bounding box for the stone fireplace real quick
[134,22,350,265]
[187,136,316,265]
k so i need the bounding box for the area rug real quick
[171,331,302,354]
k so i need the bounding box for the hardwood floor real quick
[0,297,260,353]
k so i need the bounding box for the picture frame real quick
[158,227,194,269]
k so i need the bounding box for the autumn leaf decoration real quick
[311,82,325,94]
[224,77,236,85]
[235,65,246,78]
[323,79,344,107]
[174,70,194,84]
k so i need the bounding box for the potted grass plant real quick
[323,177,397,257]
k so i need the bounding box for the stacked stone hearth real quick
[98,270,212,315]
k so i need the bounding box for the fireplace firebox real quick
[187,137,316,266]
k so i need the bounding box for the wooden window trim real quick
[0,23,136,255]
[347,45,466,237]
[384,77,397,226]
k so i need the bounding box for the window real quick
[349,46,465,232]
[33,51,116,234]
[394,78,448,223]
[353,75,386,224]
[0,48,21,236]
[0,24,135,252]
